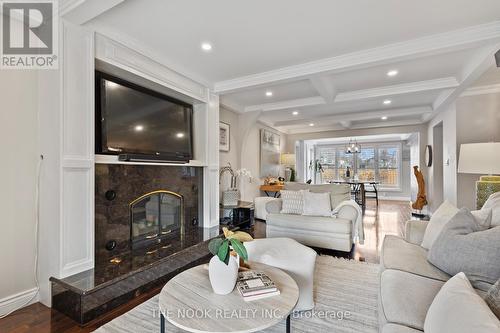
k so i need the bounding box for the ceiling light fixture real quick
[201,42,212,51]
[309,123,315,127]
[292,111,299,115]
[381,116,388,120]
[265,91,273,97]
[176,132,185,138]
[383,99,392,105]
[134,125,144,132]
[387,70,399,77]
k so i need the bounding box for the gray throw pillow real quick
[427,208,500,291]
[485,279,500,319]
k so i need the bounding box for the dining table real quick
[329,180,379,208]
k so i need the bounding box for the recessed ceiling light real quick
[292,111,299,115]
[176,132,185,138]
[309,123,315,127]
[134,125,144,132]
[201,42,212,51]
[265,91,273,97]
[381,116,388,120]
[383,99,392,105]
[387,70,398,77]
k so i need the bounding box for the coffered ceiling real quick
[76,0,500,133]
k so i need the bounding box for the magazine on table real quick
[236,270,280,301]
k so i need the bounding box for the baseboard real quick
[0,287,39,317]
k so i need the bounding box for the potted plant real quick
[207,227,253,295]
[309,159,324,184]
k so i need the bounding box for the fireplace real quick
[130,190,184,249]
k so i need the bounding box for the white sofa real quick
[264,183,360,252]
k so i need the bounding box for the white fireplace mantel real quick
[37,20,219,307]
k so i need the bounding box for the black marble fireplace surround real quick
[50,164,218,325]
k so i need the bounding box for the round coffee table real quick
[159,261,299,333]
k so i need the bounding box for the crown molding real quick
[214,21,500,93]
[335,77,458,102]
[245,96,325,112]
[274,106,432,127]
[461,83,500,97]
[59,0,86,16]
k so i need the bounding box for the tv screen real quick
[95,72,193,161]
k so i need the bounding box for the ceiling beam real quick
[335,77,458,103]
[214,21,500,93]
[309,77,337,103]
[274,106,432,127]
[430,44,500,119]
[244,96,325,112]
[284,118,424,135]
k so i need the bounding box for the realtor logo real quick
[1,0,58,69]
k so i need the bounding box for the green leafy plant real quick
[208,227,253,265]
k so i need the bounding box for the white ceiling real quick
[80,0,500,134]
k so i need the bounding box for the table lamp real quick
[458,142,500,209]
[280,153,296,182]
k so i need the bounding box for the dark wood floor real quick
[0,199,411,333]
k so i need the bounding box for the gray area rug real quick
[94,256,379,333]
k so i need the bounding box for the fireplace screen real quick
[130,190,183,248]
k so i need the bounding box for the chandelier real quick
[345,138,361,154]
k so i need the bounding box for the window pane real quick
[357,147,375,182]
[378,146,399,186]
[317,146,335,182]
[337,150,354,179]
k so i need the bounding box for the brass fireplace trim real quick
[129,190,185,245]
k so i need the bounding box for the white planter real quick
[208,255,239,295]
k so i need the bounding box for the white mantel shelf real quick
[95,154,207,167]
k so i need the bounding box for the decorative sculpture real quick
[412,166,428,211]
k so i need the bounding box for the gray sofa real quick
[378,220,489,333]
[264,183,359,252]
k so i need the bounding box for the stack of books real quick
[236,271,280,301]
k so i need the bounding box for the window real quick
[356,147,375,182]
[378,146,400,187]
[311,142,401,189]
[316,146,336,182]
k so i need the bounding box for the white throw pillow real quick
[421,200,459,249]
[471,208,493,228]
[424,272,500,333]
[280,190,308,215]
[302,191,332,217]
[482,191,500,227]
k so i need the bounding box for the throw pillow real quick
[482,191,500,227]
[284,183,350,209]
[280,190,308,215]
[302,191,332,217]
[471,208,493,228]
[427,208,500,291]
[485,279,500,320]
[421,200,459,249]
[424,272,500,333]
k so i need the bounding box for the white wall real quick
[427,104,457,212]
[240,122,287,201]
[0,70,39,313]
[456,92,500,209]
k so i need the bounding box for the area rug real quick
[94,256,379,333]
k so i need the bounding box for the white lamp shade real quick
[280,153,296,166]
[458,142,500,175]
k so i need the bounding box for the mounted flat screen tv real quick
[95,71,193,162]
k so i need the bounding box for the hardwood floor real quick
[0,199,411,332]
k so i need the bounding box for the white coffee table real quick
[159,261,299,333]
